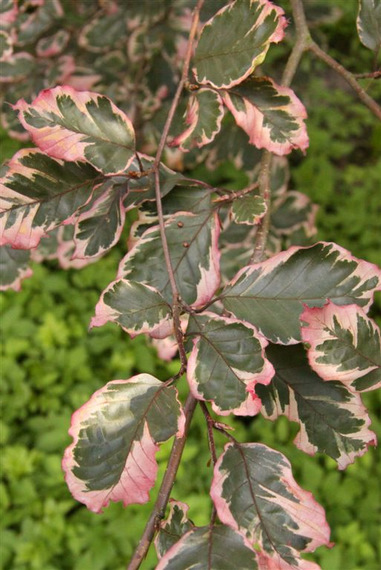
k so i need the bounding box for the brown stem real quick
[354,70,381,79]
[128,393,197,570]
[128,4,204,568]
[282,0,312,88]
[152,0,203,372]
[288,0,381,120]
[250,150,272,264]
[309,41,381,121]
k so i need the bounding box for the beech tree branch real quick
[128,393,198,570]
[128,3,204,568]
[308,41,381,121]
[289,0,381,121]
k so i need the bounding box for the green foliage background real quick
[1,1,380,569]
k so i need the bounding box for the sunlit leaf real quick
[63,374,185,513]
[301,302,381,392]
[257,344,377,469]
[155,500,194,559]
[156,524,259,569]
[14,86,136,175]
[0,149,99,249]
[221,242,381,344]
[193,0,286,89]
[357,0,381,51]
[170,88,224,151]
[186,312,274,415]
[0,245,32,291]
[211,442,331,567]
[91,279,173,338]
[222,77,309,155]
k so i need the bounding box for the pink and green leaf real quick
[186,312,274,415]
[211,442,331,567]
[15,0,63,46]
[0,244,32,291]
[357,0,381,51]
[170,88,224,151]
[0,52,35,83]
[73,178,127,259]
[221,242,381,344]
[36,29,70,57]
[118,210,220,308]
[14,86,136,175]
[257,344,377,469]
[232,194,267,225]
[271,191,318,235]
[156,524,259,569]
[91,279,173,338]
[155,500,194,559]
[63,374,185,513]
[0,149,99,249]
[301,302,381,393]
[79,8,127,53]
[222,77,309,155]
[193,0,286,89]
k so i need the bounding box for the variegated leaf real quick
[0,149,100,249]
[91,279,173,338]
[0,30,12,59]
[0,52,35,83]
[155,500,194,559]
[211,442,331,568]
[73,178,127,259]
[0,0,18,31]
[36,29,70,58]
[170,88,224,151]
[186,313,274,415]
[301,302,381,393]
[0,244,32,291]
[221,242,381,344]
[156,524,259,569]
[193,0,286,89]
[123,154,184,211]
[256,344,377,469]
[62,374,185,513]
[79,9,127,53]
[271,191,318,235]
[222,77,309,155]
[357,0,381,51]
[232,194,267,225]
[118,210,220,308]
[14,86,136,175]
[15,0,63,46]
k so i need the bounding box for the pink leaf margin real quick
[194,0,287,90]
[227,242,381,314]
[13,86,135,174]
[211,442,332,555]
[62,376,185,513]
[300,301,381,391]
[187,312,274,416]
[90,279,174,339]
[222,78,309,156]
